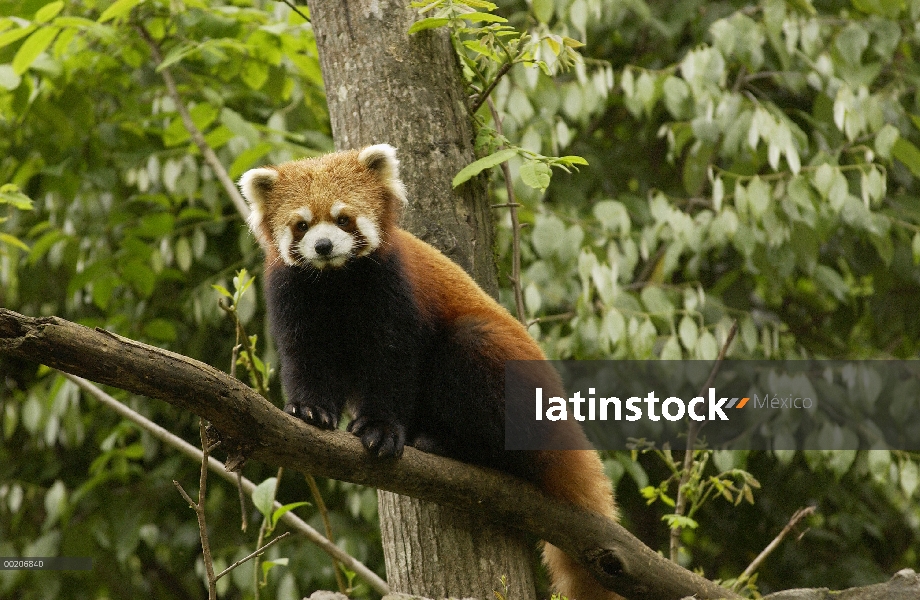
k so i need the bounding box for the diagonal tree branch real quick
[62,373,389,595]
[0,308,739,600]
[136,25,251,221]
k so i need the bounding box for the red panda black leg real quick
[284,401,339,431]
[347,415,408,458]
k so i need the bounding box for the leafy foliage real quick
[1,0,919,598]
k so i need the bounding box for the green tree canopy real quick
[1,0,919,598]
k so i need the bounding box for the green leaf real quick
[0,25,37,50]
[452,148,517,187]
[874,124,899,159]
[28,230,67,265]
[892,138,920,178]
[12,26,60,75]
[211,284,233,299]
[261,557,289,579]
[641,286,674,319]
[814,265,848,301]
[0,233,29,251]
[156,42,197,71]
[519,161,552,190]
[229,142,274,180]
[407,17,449,34]
[696,331,718,360]
[0,185,34,209]
[240,59,269,90]
[462,12,507,23]
[531,214,565,258]
[558,155,588,166]
[835,23,869,66]
[143,318,177,342]
[660,335,682,360]
[35,1,65,23]
[662,514,698,529]
[92,275,119,310]
[678,315,698,351]
[175,236,192,272]
[98,0,143,23]
[252,477,277,519]
[531,0,554,23]
[135,213,175,238]
[593,201,630,234]
[270,501,310,528]
[746,176,770,219]
[900,460,918,497]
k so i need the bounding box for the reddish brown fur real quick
[393,228,621,600]
[246,147,621,600]
[255,150,402,276]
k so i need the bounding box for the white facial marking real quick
[247,206,266,245]
[330,202,347,218]
[355,216,381,255]
[295,207,313,223]
[297,222,355,269]
[277,228,294,265]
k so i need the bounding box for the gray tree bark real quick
[305,2,534,599]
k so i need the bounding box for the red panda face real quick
[238,144,407,270]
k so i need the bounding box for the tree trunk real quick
[306,2,535,599]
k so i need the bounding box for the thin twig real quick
[471,61,513,114]
[670,320,738,562]
[173,420,219,599]
[280,0,310,22]
[486,97,526,325]
[173,480,196,507]
[136,25,251,220]
[254,466,284,599]
[197,420,218,600]
[305,474,348,594]
[733,506,815,589]
[218,299,267,396]
[215,531,292,581]
[63,373,389,595]
[237,471,249,532]
[526,312,574,327]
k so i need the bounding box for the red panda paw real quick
[284,402,340,430]
[347,416,406,459]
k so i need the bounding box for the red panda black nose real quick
[315,238,333,256]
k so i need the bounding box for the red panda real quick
[239,144,620,600]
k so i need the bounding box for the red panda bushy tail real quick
[539,449,623,600]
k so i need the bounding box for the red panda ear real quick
[238,167,279,242]
[358,144,408,206]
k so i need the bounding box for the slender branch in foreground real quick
[173,420,218,600]
[0,310,738,600]
[734,506,815,589]
[61,373,389,595]
[486,97,526,326]
[136,25,251,221]
[254,467,284,600]
[216,531,292,581]
[305,474,348,594]
[670,320,738,562]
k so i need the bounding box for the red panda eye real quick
[295,221,309,232]
[336,215,350,226]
